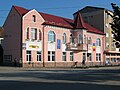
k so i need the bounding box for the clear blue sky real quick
[0,0,120,26]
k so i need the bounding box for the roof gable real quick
[74,12,86,29]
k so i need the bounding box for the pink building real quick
[3,6,105,67]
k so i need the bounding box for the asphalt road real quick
[0,66,120,90]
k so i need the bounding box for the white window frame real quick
[31,28,37,40]
[62,52,66,61]
[96,38,101,46]
[26,51,31,62]
[87,53,92,61]
[37,51,41,61]
[70,34,74,43]
[70,52,73,61]
[83,53,86,61]
[48,31,55,42]
[78,34,82,44]
[62,33,66,44]
[48,51,55,61]
[88,37,92,45]
[52,51,55,61]
[96,53,101,61]
[26,27,29,39]
[32,15,36,22]
[84,35,86,44]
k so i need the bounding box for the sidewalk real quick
[0,65,120,71]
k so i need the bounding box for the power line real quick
[0,10,9,11]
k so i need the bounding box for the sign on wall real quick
[57,39,61,49]
[26,42,42,51]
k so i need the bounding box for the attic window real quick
[32,15,36,22]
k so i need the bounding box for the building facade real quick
[74,6,120,65]
[3,6,105,67]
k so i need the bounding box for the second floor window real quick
[31,28,37,40]
[26,27,29,39]
[48,31,55,42]
[62,33,66,44]
[39,30,41,40]
[96,38,101,46]
[78,34,82,44]
[88,37,92,45]
[84,35,86,44]
[70,34,74,43]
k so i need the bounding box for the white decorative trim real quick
[23,9,45,22]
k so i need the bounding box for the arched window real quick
[39,30,41,40]
[84,35,86,44]
[32,15,36,22]
[62,33,66,44]
[70,34,73,43]
[78,34,82,44]
[96,38,101,46]
[48,31,55,42]
[26,27,29,39]
[88,37,92,45]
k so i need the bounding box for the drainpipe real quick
[42,25,45,67]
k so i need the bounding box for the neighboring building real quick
[74,6,120,65]
[3,6,105,67]
[0,27,3,44]
[0,27,3,64]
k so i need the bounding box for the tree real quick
[107,3,120,48]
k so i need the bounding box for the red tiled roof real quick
[40,12,74,28]
[13,5,104,35]
[13,6,29,16]
[84,23,104,35]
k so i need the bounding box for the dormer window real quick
[32,15,36,22]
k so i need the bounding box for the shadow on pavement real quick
[0,80,120,90]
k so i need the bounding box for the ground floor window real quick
[87,53,92,61]
[62,52,66,61]
[4,55,12,61]
[83,53,86,61]
[117,58,120,62]
[48,51,55,61]
[96,53,101,61]
[70,52,73,61]
[106,58,110,65]
[52,51,55,61]
[26,51,31,61]
[48,51,51,61]
[37,51,41,61]
[111,58,117,62]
